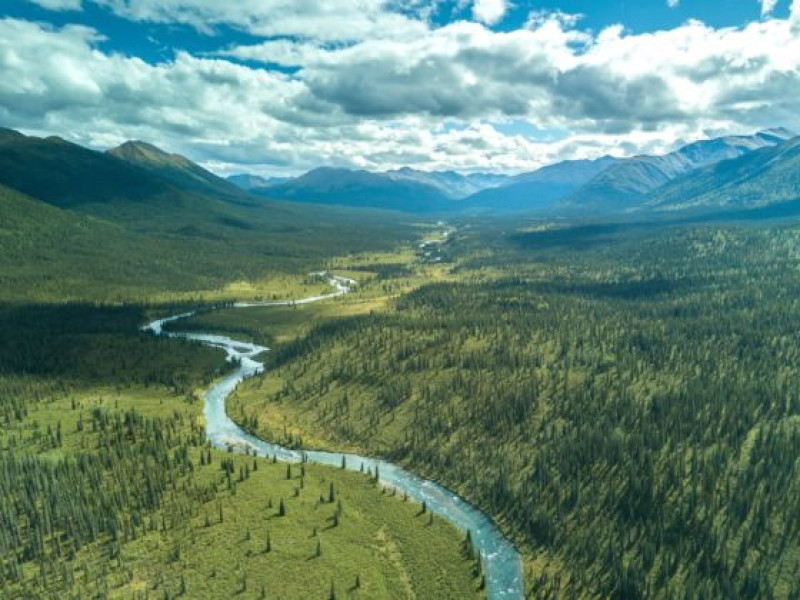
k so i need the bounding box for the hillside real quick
[645,135,800,214]
[0,130,418,302]
[385,167,509,199]
[460,156,618,213]
[260,166,454,212]
[250,166,510,212]
[562,129,794,214]
[228,173,291,190]
[0,130,171,209]
[108,140,245,199]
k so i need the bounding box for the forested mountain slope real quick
[0,129,171,208]
[0,130,418,302]
[460,156,618,213]
[646,135,800,214]
[108,139,246,199]
[259,167,456,212]
[561,129,794,214]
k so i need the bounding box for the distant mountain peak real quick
[645,133,800,214]
[755,127,796,142]
[227,173,291,190]
[559,129,792,214]
[108,140,244,198]
[108,140,191,167]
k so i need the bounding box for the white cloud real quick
[85,0,426,41]
[525,9,583,29]
[760,0,778,16]
[667,0,680,8]
[2,5,800,176]
[28,0,82,10]
[472,0,507,25]
[217,40,328,67]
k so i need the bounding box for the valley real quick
[3,125,800,599]
[4,2,800,598]
[221,221,800,599]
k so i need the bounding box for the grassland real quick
[165,237,456,345]
[1,380,481,599]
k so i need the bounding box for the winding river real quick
[145,274,524,600]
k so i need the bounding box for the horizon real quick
[2,1,800,177]
[4,123,795,180]
[4,5,800,598]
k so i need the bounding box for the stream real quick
[144,274,524,600]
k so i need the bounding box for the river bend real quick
[144,274,524,600]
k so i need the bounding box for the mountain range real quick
[227,173,292,190]
[229,128,797,217]
[459,156,618,213]
[560,128,794,215]
[2,125,799,232]
[646,134,800,215]
[243,166,511,213]
[0,127,417,302]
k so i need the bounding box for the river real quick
[144,274,524,600]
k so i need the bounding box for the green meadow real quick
[0,353,482,599]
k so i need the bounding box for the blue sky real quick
[1,0,798,175]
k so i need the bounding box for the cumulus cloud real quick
[217,40,328,67]
[28,0,83,10]
[667,0,680,8]
[472,0,508,25]
[3,3,800,175]
[56,0,427,40]
[760,0,778,16]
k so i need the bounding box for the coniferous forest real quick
[0,300,482,598]
[228,221,800,599]
[5,2,800,593]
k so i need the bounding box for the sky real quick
[1,0,799,176]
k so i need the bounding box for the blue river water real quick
[145,275,524,599]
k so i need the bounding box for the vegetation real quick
[0,181,418,304]
[0,131,483,598]
[228,219,800,599]
[6,125,800,597]
[0,125,421,306]
[0,302,482,599]
[163,242,450,346]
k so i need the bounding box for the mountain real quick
[0,127,25,142]
[460,156,618,213]
[108,140,245,199]
[259,167,455,212]
[0,130,278,232]
[227,174,291,190]
[256,166,510,212]
[562,129,795,214]
[645,134,800,214]
[0,131,171,209]
[0,128,420,301]
[240,129,793,215]
[384,167,509,199]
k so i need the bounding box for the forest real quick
[0,296,481,598]
[226,219,800,599]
